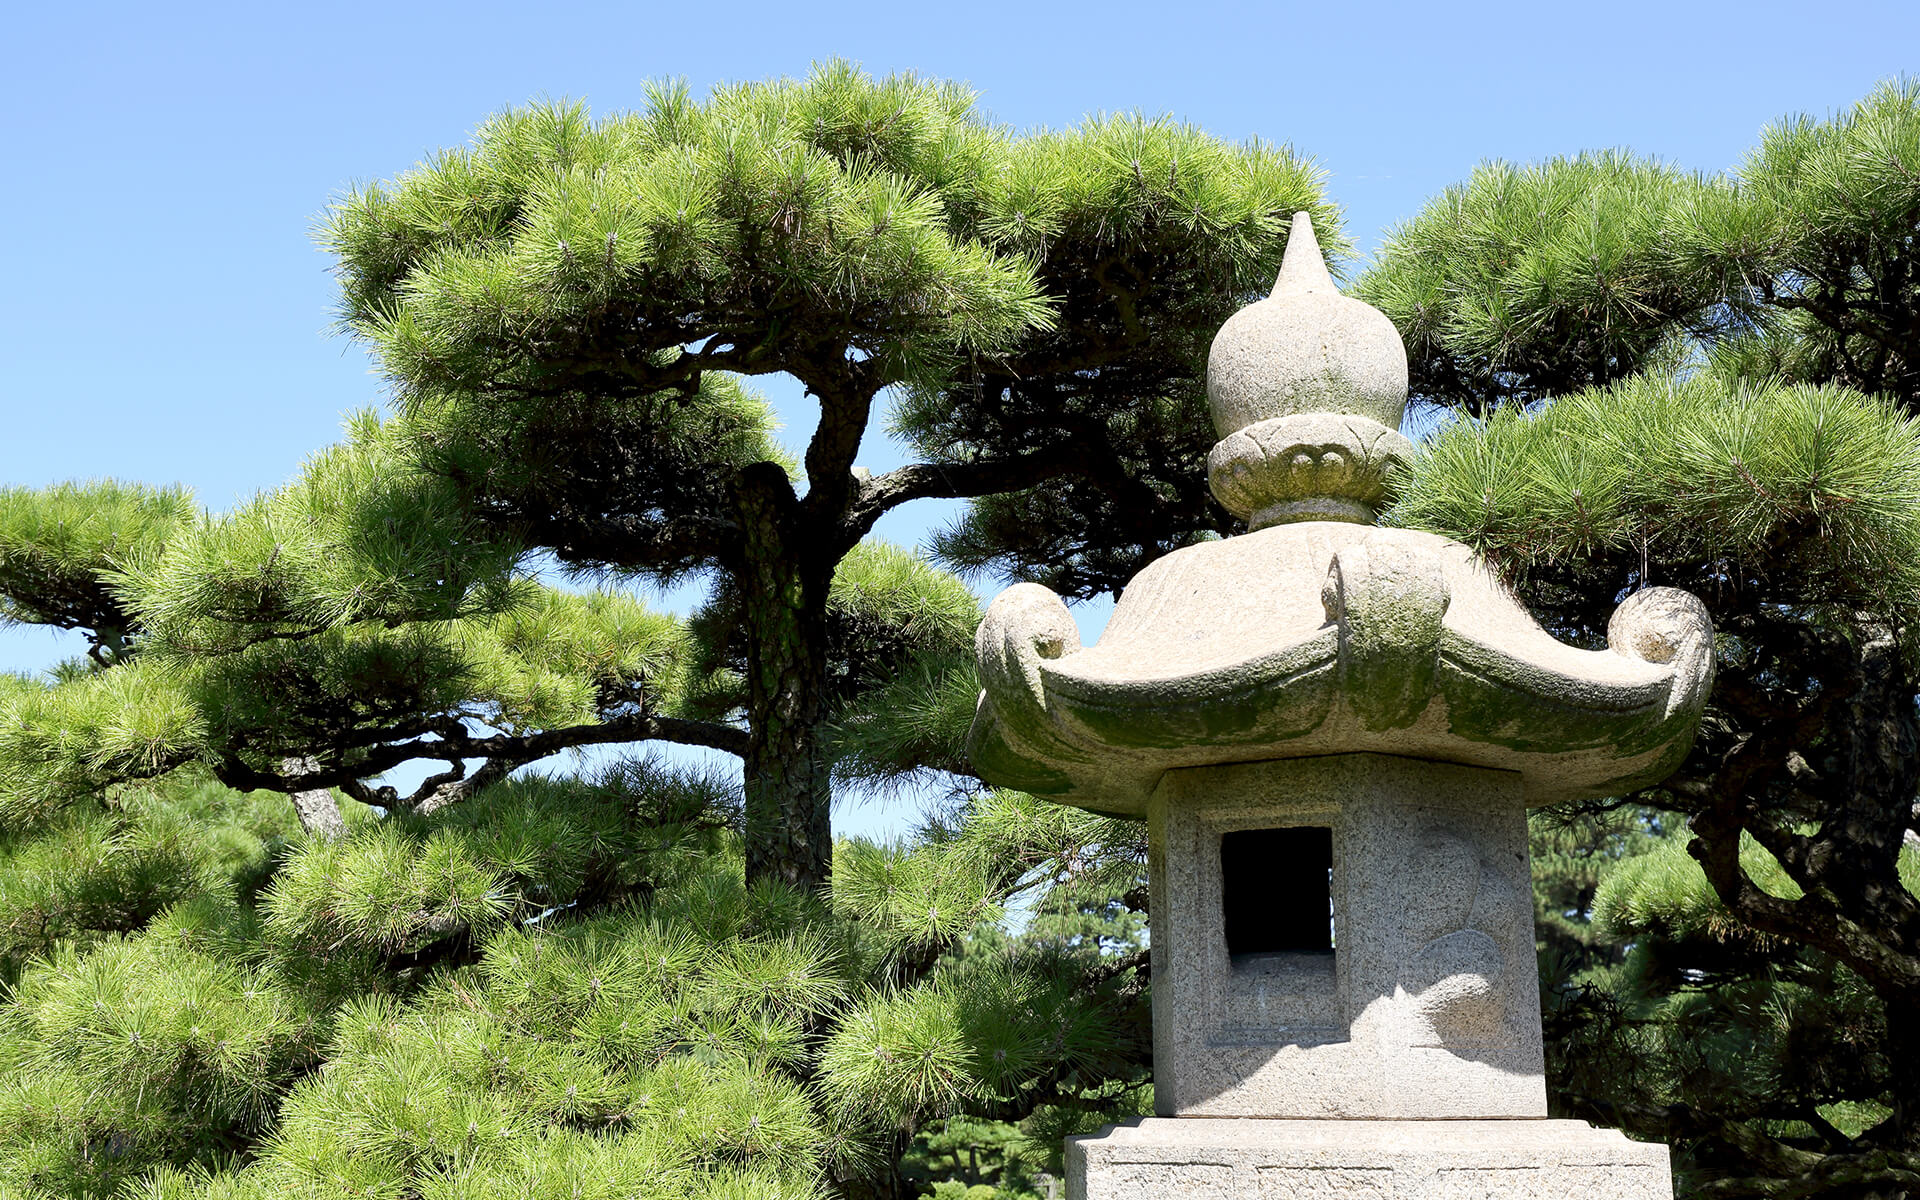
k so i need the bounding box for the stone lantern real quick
[968,214,1714,1199]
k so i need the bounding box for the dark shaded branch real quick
[1567,1095,1824,1180]
[413,754,531,815]
[798,362,880,532]
[222,713,749,798]
[844,441,1095,542]
[535,513,740,574]
[1085,946,1150,988]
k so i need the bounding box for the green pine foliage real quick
[1530,805,1665,979]
[909,116,1339,599]
[475,586,693,732]
[309,63,1337,888]
[322,69,1051,395]
[1386,373,1920,613]
[0,755,1147,1200]
[0,405,745,823]
[0,659,212,827]
[123,411,521,657]
[685,539,983,725]
[1357,151,1732,413]
[0,288,1151,1196]
[0,483,194,661]
[1690,78,1920,405]
[1360,79,1920,415]
[0,775,297,984]
[1592,830,1807,942]
[0,934,321,1198]
[747,540,984,792]
[824,657,982,793]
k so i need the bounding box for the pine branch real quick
[412,754,531,815]
[1567,1095,1826,1181]
[1084,946,1149,989]
[221,713,749,798]
[539,513,740,573]
[798,360,880,530]
[844,442,1093,541]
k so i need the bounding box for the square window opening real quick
[1221,826,1334,966]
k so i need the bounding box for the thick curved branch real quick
[412,754,529,815]
[222,712,749,799]
[843,442,1092,543]
[1674,614,1920,998]
[539,514,740,573]
[1690,808,1920,1000]
[798,362,880,530]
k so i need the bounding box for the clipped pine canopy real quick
[1385,373,1920,614]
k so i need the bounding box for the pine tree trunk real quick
[1885,1009,1920,1159]
[282,757,348,840]
[1842,619,1920,1154]
[735,463,834,891]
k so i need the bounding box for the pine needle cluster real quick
[1358,152,1733,413]
[0,752,1147,1200]
[0,483,192,660]
[1387,374,1920,616]
[1360,79,1920,416]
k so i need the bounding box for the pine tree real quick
[1364,81,1920,1199]
[0,62,1270,1200]
[316,61,1337,886]
[0,453,1154,1196]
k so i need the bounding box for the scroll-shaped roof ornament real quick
[968,212,1714,814]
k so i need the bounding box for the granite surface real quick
[1068,1118,1673,1199]
[1149,755,1545,1119]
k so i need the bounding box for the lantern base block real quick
[1066,1117,1671,1199]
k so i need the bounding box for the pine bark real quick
[282,757,348,840]
[1844,622,1920,1153]
[734,461,834,891]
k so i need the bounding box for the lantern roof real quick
[968,214,1714,813]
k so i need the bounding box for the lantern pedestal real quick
[1066,1118,1672,1200]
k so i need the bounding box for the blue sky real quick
[3,0,1915,830]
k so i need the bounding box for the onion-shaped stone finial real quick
[1207,211,1410,436]
[1204,214,1415,528]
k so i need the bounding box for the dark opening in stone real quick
[1222,826,1334,958]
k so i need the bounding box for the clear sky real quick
[3,0,1914,830]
